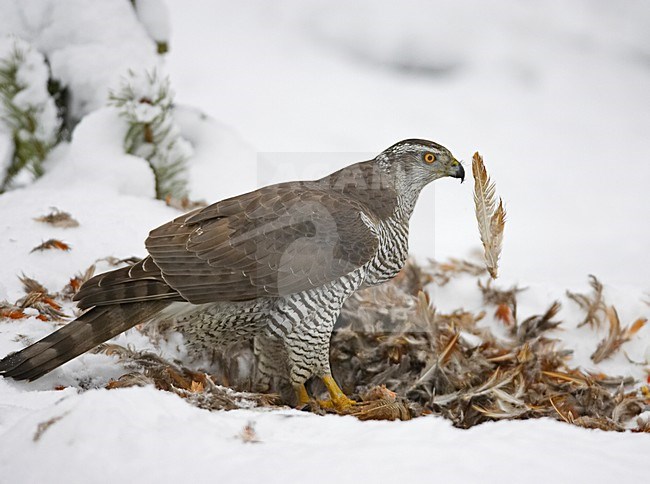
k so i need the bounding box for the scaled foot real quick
[317,375,357,413]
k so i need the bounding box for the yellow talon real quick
[320,375,356,412]
[294,376,356,412]
[295,384,310,407]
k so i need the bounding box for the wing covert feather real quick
[146,184,380,302]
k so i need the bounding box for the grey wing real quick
[74,183,379,308]
[145,183,379,302]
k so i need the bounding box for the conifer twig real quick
[109,69,192,201]
[0,37,61,192]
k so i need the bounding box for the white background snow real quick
[0,1,649,482]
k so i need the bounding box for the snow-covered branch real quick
[0,36,61,192]
[110,69,192,201]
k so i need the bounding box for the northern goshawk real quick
[0,139,464,410]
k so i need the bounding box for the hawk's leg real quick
[295,384,311,407]
[292,376,355,411]
[317,374,356,411]
[285,333,357,412]
[270,272,364,411]
[276,324,357,411]
[253,333,288,393]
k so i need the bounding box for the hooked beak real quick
[451,159,465,183]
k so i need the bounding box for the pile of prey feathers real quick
[4,252,648,431]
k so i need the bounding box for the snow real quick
[0,35,61,189]
[134,0,172,45]
[0,132,10,172]
[174,105,259,202]
[110,69,193,198]
[0,102,257,303]
[0,0,160,121]
[0,384,648,484]
[1,1,650,483]
[0,36,59,145]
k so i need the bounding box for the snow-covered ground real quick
[1,1,649,482]
[1,385,648,483]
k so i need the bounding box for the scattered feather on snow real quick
[566,275,607,329]
[591,307,647,364]
[29,238,71,253]
[33,208,79,228]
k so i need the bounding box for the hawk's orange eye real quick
[424,153,436,164]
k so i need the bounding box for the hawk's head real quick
[376,139,464,189]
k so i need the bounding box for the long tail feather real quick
[0,302,169,381]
